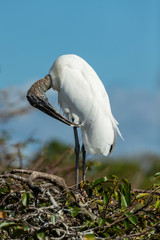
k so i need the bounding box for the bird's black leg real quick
[81,144,86,182]
[73,127,80,188]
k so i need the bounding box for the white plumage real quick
[49,54,123,156]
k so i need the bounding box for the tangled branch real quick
[0,170,160,239]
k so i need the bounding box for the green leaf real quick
[69,191,76,201]
[119,192,128,208]
[83,234,95,240]
[36,232,46,240]
[0,187,9,194]
[69,206,79,217]
[22,192,30,207]
[98,204,104,212]
[121,179,131,205]
[0,222,16,229]
[109,174,118,180]
[50,215,57,224]
[124,219,130,230]
[125,212,138,225]
[92,177,108,187]
[155,198,160,209]
[103,193,109,205]
[136,193,149,199]
[103,231,111,237]
[118,179,131,208]
[155,172,160,177]
[98,217,105,227]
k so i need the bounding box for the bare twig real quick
[10,169,69,192]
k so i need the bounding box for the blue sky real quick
[0,1,160,156]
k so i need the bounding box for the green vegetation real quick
[0,170,160,239]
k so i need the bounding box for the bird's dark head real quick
[26,75,80,127]
[26,74,51,107]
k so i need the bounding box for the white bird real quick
[27,54,123,187]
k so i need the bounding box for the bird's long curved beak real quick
[26,75,80,127]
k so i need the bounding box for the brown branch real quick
[10,169,69,192]
[132,188,160,196]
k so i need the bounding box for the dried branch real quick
[10,169,69,192]
[0,171,160,239]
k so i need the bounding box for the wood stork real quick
[27,54,123,187]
